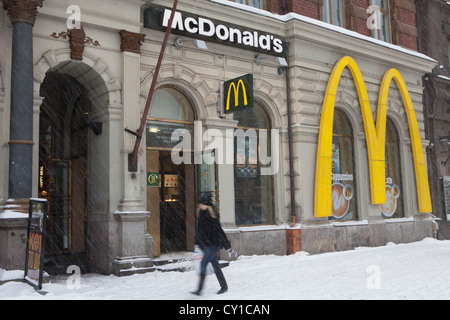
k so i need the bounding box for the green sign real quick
[147,172,160,187]
[223,73,253,114]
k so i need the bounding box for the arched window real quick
[146,86,195,150]
[331,108,357,220]
[382,117,404,218]
[233,101,274,225]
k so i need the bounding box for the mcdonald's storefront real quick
[0,0,439,275]
[139,2,438,259]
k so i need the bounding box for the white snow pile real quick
[1,237,450,300]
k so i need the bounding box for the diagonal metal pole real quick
[129,0,179,171]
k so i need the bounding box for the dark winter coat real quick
[195,206,231,250]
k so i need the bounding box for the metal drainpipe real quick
[285,57,297,227]
[282,0,298,227]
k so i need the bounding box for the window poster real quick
[381,184,400,217]
[331,142,354,219]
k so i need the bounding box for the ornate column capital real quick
[119,30,145,55]
[1,0,43,26]
[50,27,100,61]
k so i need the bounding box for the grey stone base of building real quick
[300,218,437,255]
[222,227,288,260]
[0,199,40,270]
[223,218,438,259]
[0,217,28,270]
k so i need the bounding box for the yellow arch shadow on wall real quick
[314,56,432,218]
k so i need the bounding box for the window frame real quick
[229,0,266,10]
[322,0,346,28]
[233,100,275,226]
[382,117,404,219]
[369,0,392,43]
[146,85,196,152]
[330,108,358,221]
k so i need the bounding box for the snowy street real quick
[1,237,450,301]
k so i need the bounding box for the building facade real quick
[416,0,450,239]
[0,0,437,275]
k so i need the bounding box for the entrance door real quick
[39,70,90,273]
[40,159,71,254]
[146,150,196,255]
[145,86,197,255]
[160,152,193,253]
[38,157,87,272]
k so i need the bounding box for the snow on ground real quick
[1,238,450,300]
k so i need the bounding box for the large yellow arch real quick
[314,56,432,218]
[379,69,432,214]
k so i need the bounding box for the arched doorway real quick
[146,86,197,256]
[38,61,109,274]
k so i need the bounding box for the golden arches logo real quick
[226,79,248,111]
[314,56,432,218]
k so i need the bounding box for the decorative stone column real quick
[112,30,152,276]
[0,0,42,271]
[119,30,146,212]
[2,0,43,208]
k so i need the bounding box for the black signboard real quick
[146,121,194,150]
[24,199,48,290]
[223,73,254,114]
[143,6,288,57]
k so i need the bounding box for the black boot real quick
[191,273,206,296]
[215,270,228,294]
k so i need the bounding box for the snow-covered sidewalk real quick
[1,237,450,300]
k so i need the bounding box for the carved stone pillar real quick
[113,29,151,275]
[119,29,146,212]
[0,0,43,271]
[2,0,43,203]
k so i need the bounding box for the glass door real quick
[196,151,217,208]
[159,152,186,253]
[39,159,71,254]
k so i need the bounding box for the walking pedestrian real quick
[191,192,237,295]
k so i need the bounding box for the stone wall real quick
[300,219,436,254]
